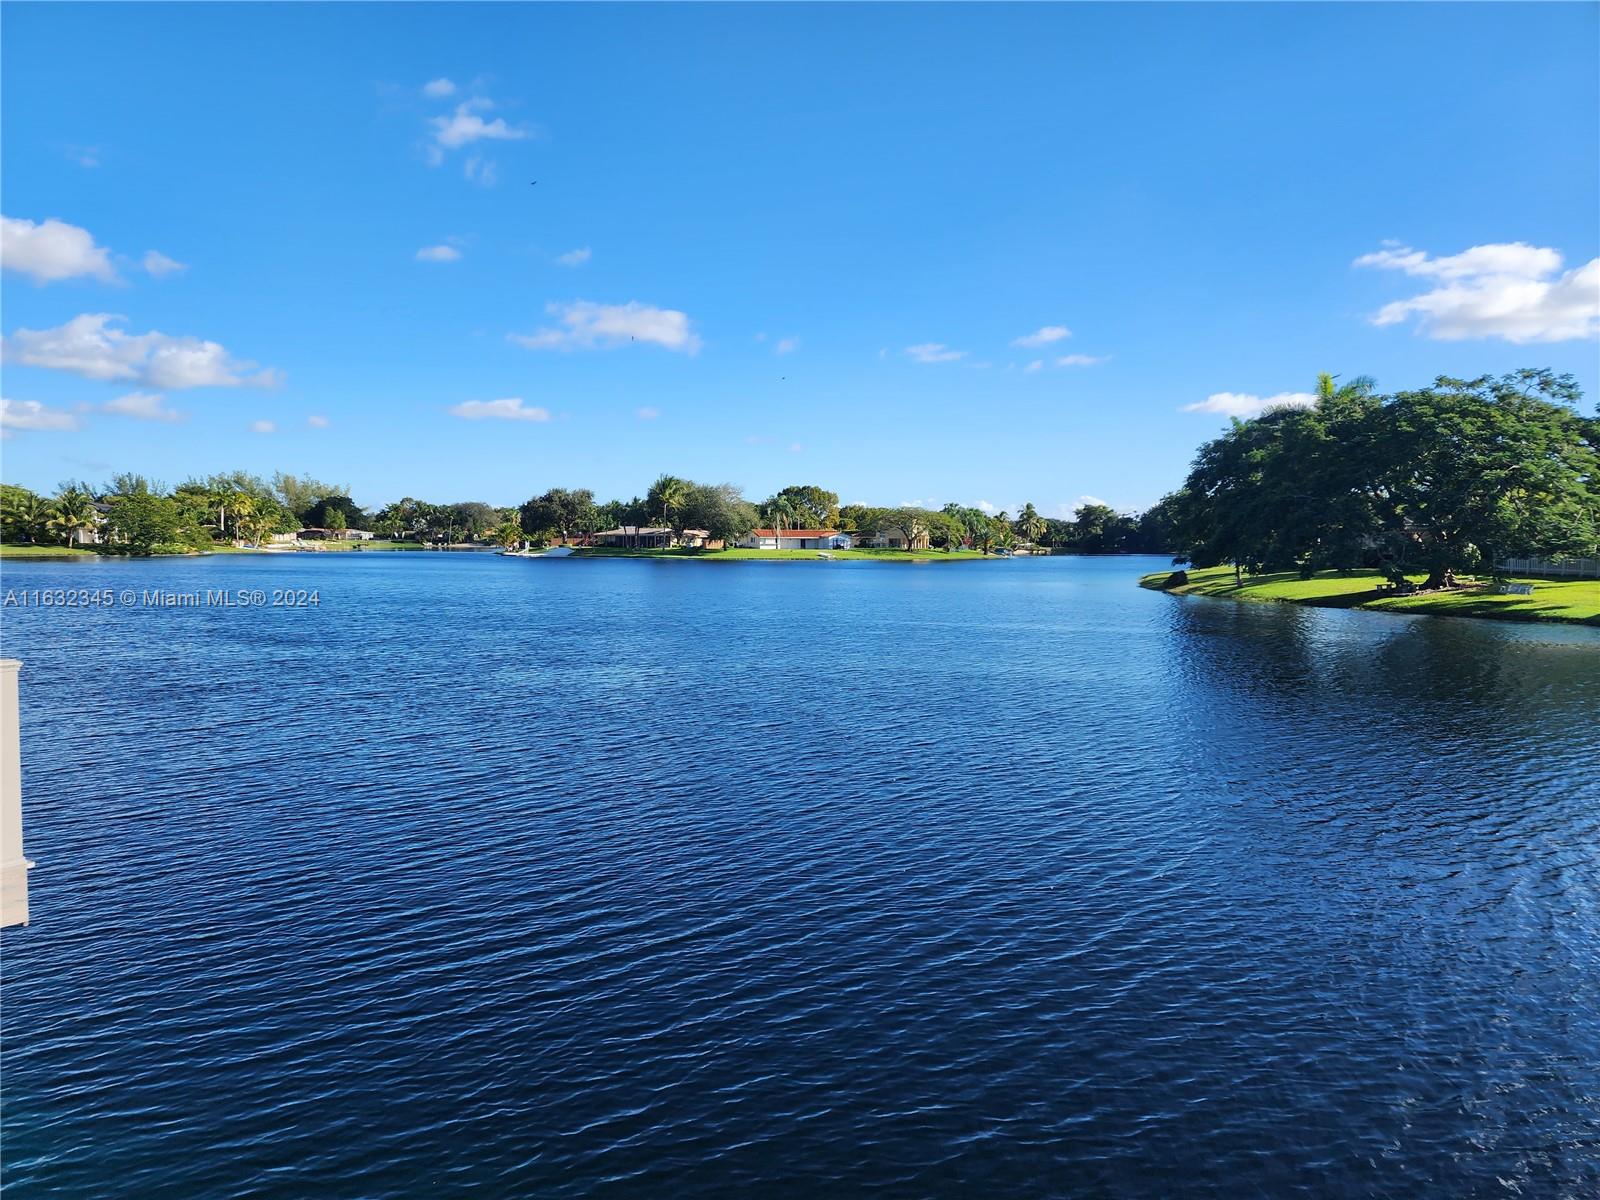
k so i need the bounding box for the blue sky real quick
[3,3,1597,517]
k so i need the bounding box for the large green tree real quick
[682,483,759,545]
[103,491,181,553]
[1174,370,1599,586]
[770,485,840,529]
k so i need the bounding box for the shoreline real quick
[1140,566,1599,627]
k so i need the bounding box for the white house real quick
[738,528,852,551]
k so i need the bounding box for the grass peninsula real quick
[1141,566,1600,627]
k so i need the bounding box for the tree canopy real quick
[1171,370,1599,585]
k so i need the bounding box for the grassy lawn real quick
[0,543,99,559]
[1140,565,1600,626]
[570,546,988,563]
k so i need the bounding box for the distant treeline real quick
[1161,370,1600,587]
[0,471,1178,556]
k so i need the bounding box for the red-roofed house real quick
[738,528,853,551]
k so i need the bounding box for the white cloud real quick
[307,414,329,428]
[103,391,182,422]
[1024,360,1043,373]
[788,442,804,454]
[449,397,550,422]
[1,216,118,284]
[1012,325,1071,348]
[1354,241,1599,343]
[415,244,462,262]
[977,500,998,513]
[774,336,800,356]
[422,78,457,98]
[511,301,702,354]
[556,247,591,267]
[2,314,281,389]
[251,420,277,434]
[463,155,498,186]
[1077,494,1109,508]
[1,397,82,432]
[65,145,101,168]
[142,250,187,278]
[1182,391,1317,418]
[1056,354,1108,366]
[904,342,966,364]
[429,102,529,153]
[636,406,660,420]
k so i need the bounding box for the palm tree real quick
[496,521,523,550]
[50,490,98,546]
[759,496,800,547]
[1016,502,1046,547]
[647,474,689,541]
[6,494,53,544]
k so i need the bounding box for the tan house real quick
[858,525,929,550]
[594,526,713,548]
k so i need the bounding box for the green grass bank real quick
[1140,565,1599,626]
[570,546,988,563]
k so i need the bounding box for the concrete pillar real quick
[1,659,33,928]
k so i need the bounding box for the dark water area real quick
[2,553,1597,1198]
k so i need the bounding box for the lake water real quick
[2,553,1597,1198]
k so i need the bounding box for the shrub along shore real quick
[1141,566,1599,626]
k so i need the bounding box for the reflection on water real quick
[2,553,1596,1198]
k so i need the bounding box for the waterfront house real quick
[594,526,713,549]
[595,526,669,548]
[856,525,929,550]
[738,528,853,551]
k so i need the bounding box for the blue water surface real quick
[2,553,1597,1198]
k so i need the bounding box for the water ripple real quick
[2,554,1597,1198]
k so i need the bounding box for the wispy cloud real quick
[904,342,966,364]
[250,419,277,434]
[1,397,82,433]
[422,78,457,98]
[64,144,101,168]
[428,101,529,157]
[511,301,701,354]
[1024,360,1044,373]
[1182,391,1317,418]
[449,397,550,422]
[556,247,591,267]
[307,414,330,428]
[142,250,187,278]
[636,406,660,420]
[415,243,462,262]
[774,336,800,355]
[2,314,281,389]
[104,391,182,422]
[1056,354,1108,367]
[1354,241,1599,343]
[463,155,498,187]
[2,215,118,284]
[1012,325,1071,348]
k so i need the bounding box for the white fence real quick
[1497,557,1600,580]
[1,659,32,927]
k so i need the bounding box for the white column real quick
[0,658,33,928]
